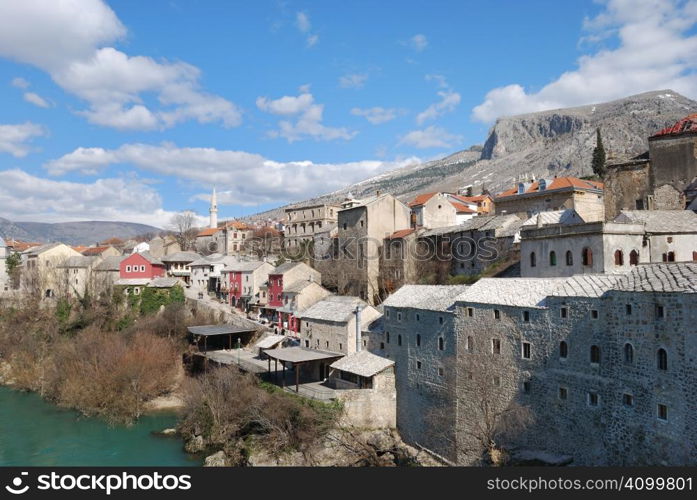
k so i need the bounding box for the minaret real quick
[209,187,218,229]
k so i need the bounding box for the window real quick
[657,404,668,421]
[397,312,402,321]
[614,250,624,266]
[588,392,599,407]
[416,314,420,321]
[438,337,444,351]
[343,223,347,230]
[522,342,531,359]
[397,335,402,346]
[630,250,639,266]
[560,307,568,319]
[467,307,474,317]
[549,251,557,266]
[657,348,668,371]
[522,381,531,394]
[624,343,634,364]
[380,342,385,350]
[359,220,364,228]
[386,332,390,344]
[530,252,536,268]
[494,309,500,320]
[663,251,675,262]
[591,310,599,320]
[559,387,568,400]
[623,393,634,407]
[693,251,697,262]
[439,316,443,325]
[466,336,474,352]
[590,345,601,364]
[126,265,131,272]
[523,311,530,322]
[565,250,573,266]
[493,375,501,387]
[416,334,421,347]
[655,305,665,319]
[582,247,593,267]
[339,343,343,351]
[559,341,568,359]
[625,304,632,315]
[491,338,501,354]
[416,360,422,370]
[438,367,444,377]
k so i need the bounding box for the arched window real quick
[614,249,624,266]
[657,348,668,371]
[630,250,639,266]
[590,345,601,364]
[582,247,593,267]
[530,252,537,268]
[566,250,573,266]
[624,343,634,364]
[559,341,568,359]
[549,251,557,266]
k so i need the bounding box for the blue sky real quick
[0,0,696,228]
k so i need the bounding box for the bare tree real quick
[170,211,200,251]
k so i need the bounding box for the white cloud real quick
[351,107,401,124]
[0,168,180,227]
[295,11,319,47]
[257,90,356,142]
[339,73,368,89]
[399,125,462,149]
[45,143,422,206]
[11,77,29,89]
[409,34,428,52]
[0,122,46,157]
[472,0,697,123]
[0,0,241,131]
[23,92,50,108]
[416,90,461,124]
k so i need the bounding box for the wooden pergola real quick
[264,347,343,393]
[187,324,258,352]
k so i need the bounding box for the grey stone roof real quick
[456,278,567,308]
[23,242,62,256]
[422,214,523,238]
[522,209,585,227]
[255,334,287,349]
[134,251,164,266]
[190,253,238,267]
[147,277,184,288]
[187,324,257,336]
[273,261,303,274]
[283,279,319,294]
[223,260,270,273]
[613,263,697,293]
[551,274,625,298]
[265,346,343,363]
[94,255,127,271]
[383,285,469,311]
[330,350,394,378]
[614,210,697,233]
[160,251,201,263]
[299,295,373,322]
[57,256,99,268]
[115,278,151,286]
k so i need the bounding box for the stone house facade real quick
[0,237,9,293]
[57,256,102,298]
[408,192,476,229]
[284,203,340,249]
[223,260,274,311]
[276,280,331,333]
[22,243,82,298]
[161,251,202,286]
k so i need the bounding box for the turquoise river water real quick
[0,387,201,466]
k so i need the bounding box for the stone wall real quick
[603,161,651,220]
[335,369,397,428]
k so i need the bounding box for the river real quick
[0,387,201,466]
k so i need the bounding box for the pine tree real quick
[592,128,606,178]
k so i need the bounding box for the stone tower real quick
[209,187,218,229]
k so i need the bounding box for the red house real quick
[119,252,166,280]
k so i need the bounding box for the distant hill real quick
[0,218,161,246]
[246,90,697,221]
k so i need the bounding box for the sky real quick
[0,0,696,229]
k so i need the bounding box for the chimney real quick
[354,305,362,352]
[376,190,381,196]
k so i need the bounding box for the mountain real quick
[0,218,161,246]
[246,90,696,221]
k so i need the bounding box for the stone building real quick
[369,285,468,460]
[189,253,238,294]
[222,260,274,311]
[284,203,340,249]
[262,261,322,327]
[275,280,332,334]
[57,255,102,298]
[379,228,421,295]
[0,237,9,293]
[81,245,121,258]
[604,113,697,219]
[21,243,82,298]
[521,209,697,278]
[408,192,476,229]
[297,295,382,355]
[494,177,605,222]
[161,251,202,286]
[335,193,411,304]
[92,255,127,294]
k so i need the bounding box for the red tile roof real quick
[496,177,604,198]
[7,240,41,252]
[387,228,416,239]
[450,202,476,213]
[651,113,697,138]
[224,221,250,230]
[81,246,112,256]
[455,194,491,203]
[408,192,438,207]
[197,227,220,237]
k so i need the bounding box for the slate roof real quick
[147,277,183,288]
[187,325,257,336]
[383,285,469,311]
[456,278,567,308]
[94,255,127,271]
[23,242,62,256]
[283,279,318,294]
[422,214,523,238]
[160,251,202,263]
[115,278,151,286]
[330,350,394,378]
[614,210,697,233]
[522,209,585,227]
[299,295,373,322]
[190,253,238,267]
[130,251,164,266]
[613,263,697,293]
[273,261,303,274]
[551,274,625,298]
[255,334,287,349]
[264,346,343,363]
[57,256,99,268]
[222,260,270,273]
